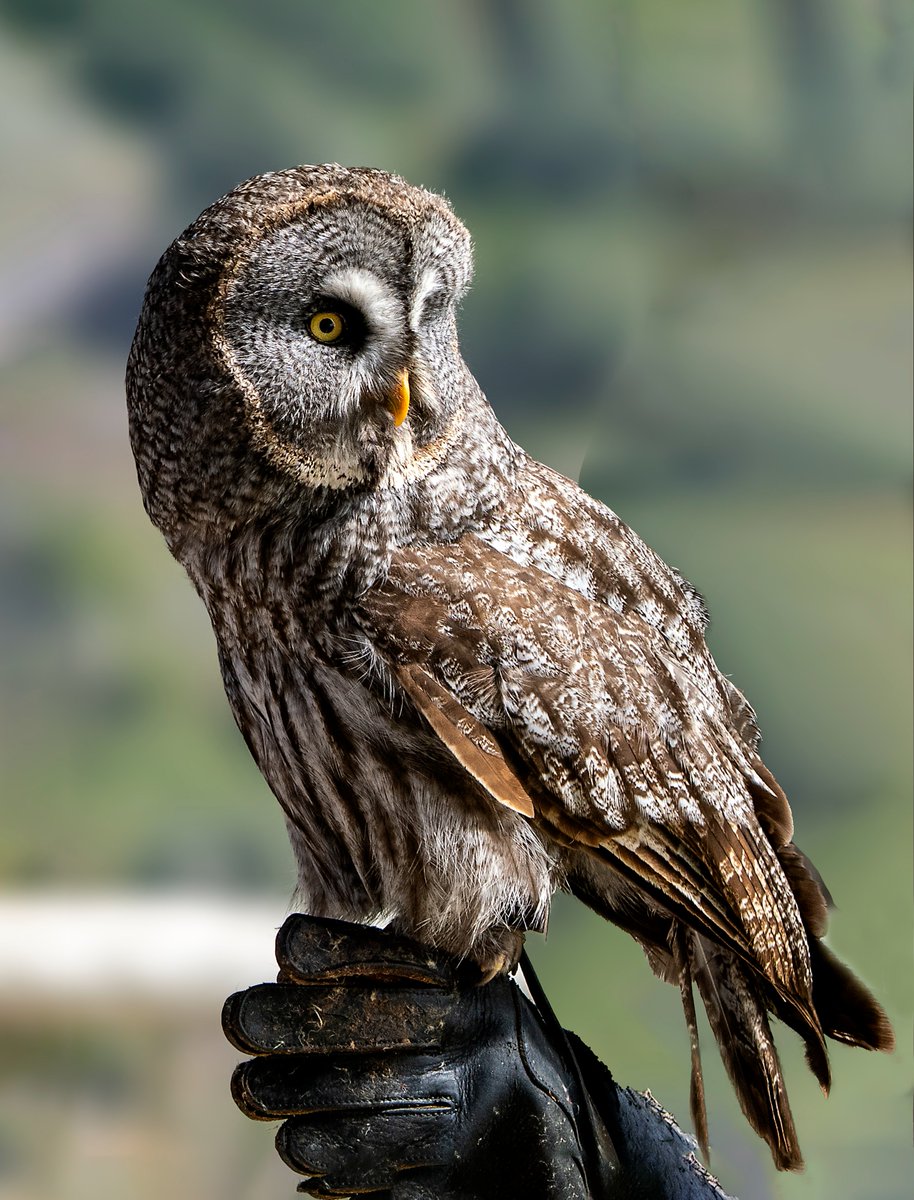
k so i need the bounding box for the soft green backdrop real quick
[0,3,910,1198]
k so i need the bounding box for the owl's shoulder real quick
[466,450,760,746]
[480,453,708,638]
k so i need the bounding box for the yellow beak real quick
[386,370,410,427]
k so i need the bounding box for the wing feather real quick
[362,535,812,1003]
[357,528,891,1168]
[396,662,535,818]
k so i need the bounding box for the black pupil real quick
[319,317,337,334]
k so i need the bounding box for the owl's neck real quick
[183,397,520,630]
[399,394,522,541]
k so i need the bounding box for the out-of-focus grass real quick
[0,1009,292,1200]
[1,480,292,889]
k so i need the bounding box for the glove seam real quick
[511,984,578,1127]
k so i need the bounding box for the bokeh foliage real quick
[0,3,910,1198]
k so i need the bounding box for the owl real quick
[126,165,892,1170]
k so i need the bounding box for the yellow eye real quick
[308,311,346,343]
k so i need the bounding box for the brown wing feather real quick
[396,663,535,818]
[365,536,814,998]
[359,531,893,1170]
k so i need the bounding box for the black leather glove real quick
[223,915,732,1200]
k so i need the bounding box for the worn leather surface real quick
[223,915,731,1199]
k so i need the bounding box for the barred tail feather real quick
[691,935,803,1172]
[672,925,710,1162]
[568,851,893,1173]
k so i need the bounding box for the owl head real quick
[127,165,478,551]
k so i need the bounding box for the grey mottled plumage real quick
[127,165,893,1170]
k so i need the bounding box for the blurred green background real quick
[0,2,910,1198]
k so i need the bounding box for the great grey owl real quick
[126,165,892,1170]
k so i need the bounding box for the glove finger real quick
[297,1188,394,1199]
[222,982,466,1056]
[297,1185,394,1199]
[277,1108,452,1192]
[231,1051,458,1121]
[276,914,462,987]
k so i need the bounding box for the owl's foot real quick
[472,929,526,985]
[383,920,526,985]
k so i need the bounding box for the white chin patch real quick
[323,267,400,344]
[382,423,416,488]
